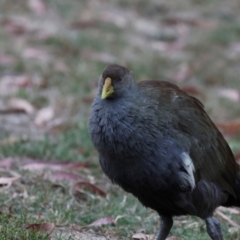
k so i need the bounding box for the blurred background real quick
[0,0,240,239]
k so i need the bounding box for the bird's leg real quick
[205,216,223,240]
[154,216,173,240]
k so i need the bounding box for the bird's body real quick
[89,64,240,240]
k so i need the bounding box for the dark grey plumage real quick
[89,64,240,240]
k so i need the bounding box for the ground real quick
[0,0,240,239]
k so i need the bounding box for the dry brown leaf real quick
[98,12,127,28]
[88,216,115,227]
[217,89,240,102]
[181,86,203,96]
[163,17,216,29]
[44,170,84,182]
[0,53,15,65]
[150,40,185,53]
[132,233,154,240]
[81,96,94,104]
[54,61,69,73]
[70,21,100,30]
[26,222,55,234]
[34,107,54,126]
[28,0,46,15]
[49,123,77,134]
[0,75,32,95]
[71,181,106,197]
[6,22,27,35]
[0,170,21,188]
[6,98,35,114]
[0,158,14,169]
[0,176,20,186]
[21,161,88,171]
[23,48,50,62]
[215,120,240,134]
[166,237,183,240]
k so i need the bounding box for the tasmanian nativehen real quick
[89,64,240,240]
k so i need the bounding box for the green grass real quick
[209,23,240,45]
[0,213,49,240]
[0,124,91,160]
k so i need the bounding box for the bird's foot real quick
[205,216,223,240]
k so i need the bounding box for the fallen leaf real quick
[26,222,55,234]
[0,158,14,169]
[133,18,160,36]
[28,0,46,15]
[88,216,115,227]
[215,120,240,135]
[49,123,75,133]
[6,22,27,35]
[0,170,21,188]
[71,181,106,197]
[0,53,15,65]
[70,21,100,29]
[0,176,20,187]
[0,75,32,95]
[163,17,216,29]
[181,86,202,96]
[217,88,240,102]
[77,147,86,154]
[21,160,88,171]
[34,107,54,126]
[81,96,94,104]
[44,171,84,182]
[132,233,154,240]
[5,98,35,114]
[150,40,185,53]
[99,12,127,28]
[54,61,69,73]
[23,48,50,62]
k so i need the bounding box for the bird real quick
[88,64,240,240]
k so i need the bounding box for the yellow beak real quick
[101,77,114,99]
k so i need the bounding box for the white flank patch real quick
[181,152,196,189]
[172,92,179,102]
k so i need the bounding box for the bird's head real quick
[99,64,136,100]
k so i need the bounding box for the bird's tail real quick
[224,171,240,207]
[233,172,240,206]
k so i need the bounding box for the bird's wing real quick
[138,80,238,196]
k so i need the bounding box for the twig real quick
[215,210,240,228]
